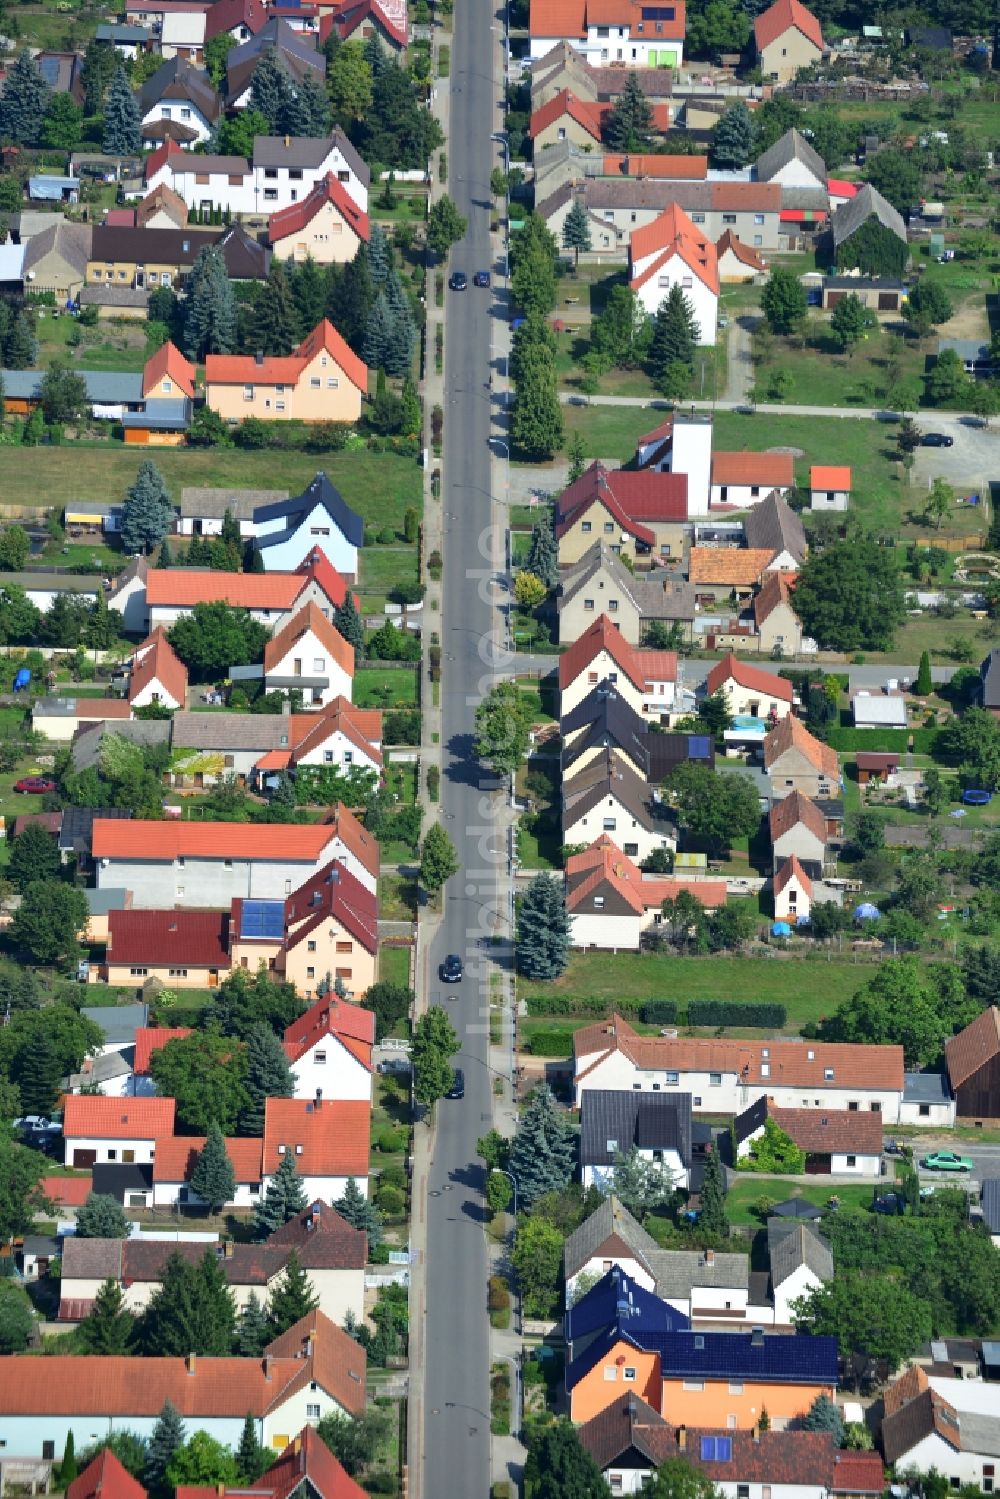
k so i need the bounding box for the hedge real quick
[523,1028,576,1055]
[687,1001,786,1028]
[826,727,943,754]
[524,993,645,1018]
[640,1000,679,1024]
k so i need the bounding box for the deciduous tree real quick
[524,1420,608,1499]
[150,1031,248,1135]
[762,266,807,335]
[426,194,467,259]
[793,537,905,651]
[474,680,531,775]
[830,293,873,354]
[411,1004,459,1107]
[667,763,761,855]
[793,1269,932,1371]
[419,822,459,893]
[10,880,88,963]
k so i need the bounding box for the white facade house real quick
[284,995,375,1104]
[62,1096,176,1169]
[704,656,794,720]
[899,1072,956,1128]
[159,7,207,56]
[573,1017,906,1120]
[773,855,812,924]
[810,465,851,511]
[529,3,685,67]
[629,204,719,342]
[254,473,364,576]
[147,132,368,219]
[769,1222,833,1326]
[262,602,354,707]
[883,1374,1000,1491]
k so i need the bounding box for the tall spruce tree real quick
[80,1278,133,1354]
[326,245,375,352]
[195,1248,237,1355]
[362,291,393,370]
[121,459,172,555]
[516,872,569,980]
[383,273,417,376]
[254,1151,308,1238]
[367,223,392,286]
[712,101,754,167]
[601,73,652,152]
[250,262,297,356]
[0,51,50,144]
[293,71,330,135]
[650,283,699,378]
[337,1176,382,1255]
[698,1144,730,1237]
[525,520,558,588]
[190,1122,236,1212]
[334,593,364,655]
[562,198,592,268]
[81,38,116,115]
[237,1292,271,1356]
[17,1032,60,1116]
[103,65,142,154]
[508,1085,577,1208]
[235,1414,269,1484]
[141,1251,234,1356]
[144,1402,186,1499]
[267,1250,319,1336]
[5,310,36,369]
[249,48,293,129]
[184,246,237,360]
[238,1025,294,1137]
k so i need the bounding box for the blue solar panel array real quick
[689,735,712,761]
[240,900,284,940]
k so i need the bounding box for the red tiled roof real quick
[565,835,727,915]
[559,614,641,692]
[769,1103,884,1155]
[556,460,688,544]
[143,137,184,184]
[264,601,354,678]
[282,859,379,959]
[763,713,838,779]
[262,1310,366,1418]
[291,697,382,770]
[268,173,370,247]
[262,1098,370,1178]
[319,0,407,50]
[205,320,368,397]
[711,451,794,487]
[92,818,341,862]
[318,801,380,880]
[134,1026,193,1074]
[529,90,603,143]
[754,0,823,51]
[716,228,767,271]
[69,1450,147,1499]
[604,154,705,180]
[773,853,813,898]
[586,0,684,30]
[41,1174,92,1207]
[145,570,307,610]
[753,572,798,627]
[295,547,357,611]
[946,1007,1000,1088]
[530,0,587,39]
[142,339,195,399]
[855,752,899,771]
[153,1133,264,1184]
[128,626,188,707]
[43,698,133,721]
[283,991,375,1065]
[827,177,858,198]
[705,653,794,701]
[769,789,827,845]
[689,548,774,587]
[63,1096,176,1141]
[108,910,229,969]
[629,202,719,296]
[810,465,852,489]
[205,0,268,39]
[244,1424,368,1499]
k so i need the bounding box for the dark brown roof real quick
[769,1104,884,1156]
[563,750,659,834]
[137,55,221,121]
[946,1007,1000,1088]
[90,224,220,266]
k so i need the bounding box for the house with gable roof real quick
[745,492,807,570]
[763,715,840,801]
[753,0,824,82]
[772,854,813,923]
[568,1268,691,1370]
[945,1008,1000,1120]
[136,55,221,146]
[558,542,697,646]
[267,174,370,265]
[753,574,803,656]
[736,1097,882,1177]
[147,132,369,220]
[232,860,378,1000]
[205,321,368,427]
[528,0,686,67]
[125,627,188,710]
[715,229,767,283]
[228,601,355,708]
[810,465,852,511]
[710,453,794,511]
[555,461,688,568]
[319,0,408,53]
[252,472,365,576]
[262,1097,370,1201]
[755,129,827,190]
[768,1216,833,1324]
[705,655,793,721]
[830,184,907,274]
[629,203,719,340]
[580,1089,693,1193]
[205,0,268,43]
[769,790,828,877]
[559,615,678,720]
[62,1095,176,1169]
[562,753,677,864]
[282,992,375,1101]
[167,705,379,789]
[0,1310,365,1456]
[225,18,325,107]
[529,89,671,150]
[561,690,713,780]
[572,1014,906,1117]
[566,836,726,950]
[880,1367,1000,1489]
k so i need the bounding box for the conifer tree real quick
[516,872,569,980]
[367,223,392,286]
[508,1085,576,1208]
[525,520,558,588]
[362,291,393,370]
[190,1122,236,1212]
[601,73,652,152]
[325,244,375,351]
[17,1032,60,1116]
[650,283,699,381]
[235,1415,269,1484]
[121,459,172,555]
[363,31,388,78]
[915,650,932,696]
[80,1278,133,1354]
[184,246,237,360]
[0,50,50,144]
[249,48,293,130]
[293,72,330,136]
[103,64,142,154]
[144,1402,186,1498]
[382,273,417,376]
[562,198,592,268]
[251,262,297,357]
[712,101,754,167]
[698,1145,730,1237]
[195,1248,237,1354]
[237,1292,271,1356]
[5,310,37,369]
[59,1433,77,1488]
[336,1175,382,1255]
[238,1026,294,1137]
[334,592,364,655]
[254,1152,308,1238]
[267,1250,319,1336]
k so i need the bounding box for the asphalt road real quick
[421,6,506,1495]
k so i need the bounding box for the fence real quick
[913,534,986,551]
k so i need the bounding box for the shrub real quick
[379,1165,406,1191]
[376,526,396,544]
[523,1027,576,1055]
[427,764,440,801]
[487,1275,510,1313]
[377,1184,405,1216]
[687,1001,786,1028]
[640,1000,679,1025]
[374,1124,407,1153]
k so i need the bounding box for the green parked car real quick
[920,1151,974,1172]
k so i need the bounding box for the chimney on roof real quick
[263,1354,273,1379]
[285,135,291,148]
[704,1248,715,1266]
[186,1352,196,1374]
[224,1238,234,1258]
[678,1426,686,1451]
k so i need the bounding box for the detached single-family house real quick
[558,541,697,646]
[768,1218,833,1325]
[705,655,793,721]
[710,452,794,511]
[580,1088,693,1193]
[568,1269,690,1371]
[205,0,268,44]
[262,1097,370,1202]
[528,0,685,66]
[773,854,812,923]
[744,492,807,571]
[558,614,678,721]
[235,859,379,1000]
[319,0,408,53]
[769,791,828,877]
[62,1096,176,1169]
[0,1311,365,1458]
[225,19,325,108]
[715,230,767,283]
[578,1397,883,1498]
[137,55,221,145]
[253,471,365,577]
[255,602,355,707]
[830,184,907,274]
[555,461,688,568]
[148,131,369,222]
[754,0,824,83]
[573,1014,906,1119]
[125,627,188,710]
[764,715,840,801]
[881,1367,1000,1490]
[810,465,851,511]
[736,1097,883,1177]
[267,173,370,264]
[562,692,713,780]
[629,203,719,341]
[205,320,368,426]
[755,129,827,190]
[283,992,375,1101]
[753,573,803,656]
[566,836,726,951]
[563,754,676,865]
[143,568,314,630]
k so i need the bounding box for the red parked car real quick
[14,776,55,794]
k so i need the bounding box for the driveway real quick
[909,415,999,495]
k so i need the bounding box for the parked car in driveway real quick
[921,432,954,447]
[921,1150,974,1172]
[14,776,55,794]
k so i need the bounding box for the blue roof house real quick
[252,472,364,577]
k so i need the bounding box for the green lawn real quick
[724,1180,882,1226]
[0,447,422,536]
[36,316,154,373]
[379,944,412,989]
[520,952,873,1031]
[751,323,929,411]
[379,873,418,921]
[359,545,419,611]
[354,667,418,708]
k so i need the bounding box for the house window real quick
[324,751,334,763]
[307,966,315,978]
[169,968,188,978]
[848,1101,859,1111]
[624,1367,637,1381]
[624,843,638,856]
[344,751,353,764]
[846,1154,857,1167]
[761,1062,770,1077]
[582,521,592,533]
[709,1072,722,1086]
[729,1381,743,1394]
[608,599,619,612]
[310,378,321,389]
[754,214,765,225]
[701,1438,732,1461]
[42,1444,55,1462]
[336,941,353,953]
[327,378,339,389]
[737,1484,749,1497]
[594,896,605,908]
[306,1404,320,1419]
[244,385,255,400]
[753,235,763,247]
[602,818,616,830]
[683,1380,704,1391]
[584,598,595,611]
[604,1365,618,1380]
[264,189,278,201]
[107,1149,117,1161]
[314,1051,326,1064]
[919,1104,930,1117]
[307,941,317,952]
[722,213,737,225]
[131,966,148,976]
[824,1068,834,1080]
[665,1071,679,1085]
[604,521,614,534]
[610,1475,624,1495]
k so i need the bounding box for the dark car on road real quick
[446,1068,465,1099]
[440,953,463,983]
[449,271,467,291]
[14,776,55,794]
[474,270,491,288]
[921,432,954,447]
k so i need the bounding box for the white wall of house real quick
[149,601,296,630]
[830,1150,881,1176]
[565,1255,656,1307]
[108,573,147,633]
[152,1178,261,1209]
[64,1134,157,1167]
[131,672,184,710]
[63,1263,364,1325]
[709,480,790,509]
[810,486,849,511]
[714,679,792,719]
[569,911,644,951]
[140,100,214,145]
[898,1095,956,1129]
[290,1040,372,1103]
[176,513,257,538]
[772,828,825,870]
[267,626,353,707]
[774,870,811,922]
[260,1170,366,1202]
[529,29,683,64]
[561,667,645,721]
[563,803,675,866]
[295,727,380,774]
[884,1431,987,1487]
[95,853,339,907]
[633,252,717,343]
[772,1262,824,1325]
[149,144,367,219]
[583,1148,689,1193]
[255,501,359,576]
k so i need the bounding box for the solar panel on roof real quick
[690,735,712,759]
[240,899,284,940]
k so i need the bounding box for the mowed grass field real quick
[519,951,874,1032]
[0,447,422,534]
